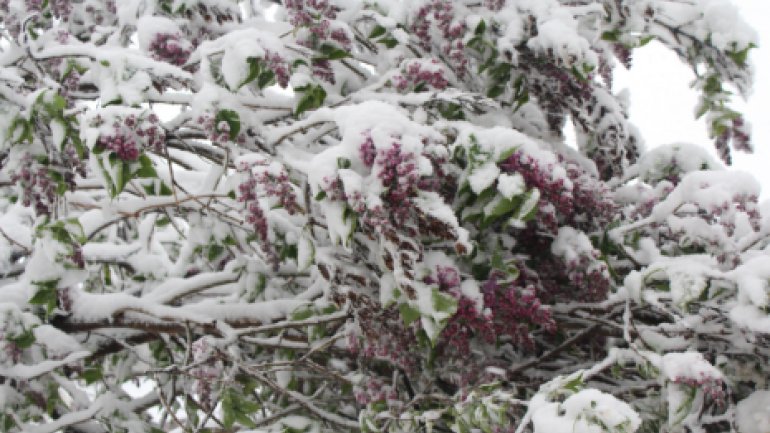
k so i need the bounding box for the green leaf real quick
[727,43,756,67]
[29,280,59,315]
[144,181,173,196]
[497,146,517,162]
[472,262,492,280]
[295,84,327,116]
[571,65,587,82]
[563,373,584,393]
[221,388,257,429]
[490,249,504,270]
[438,102,465,120]
[241,57,263,88]
[257,69,276,89]
[314,190,327,201]
[9,328,35,349]
[337,157,351,169]
[369,25,387,39]
[475,19,486,35]
[221,390,237,429]
[114,160,132,195]
[485,197,517,220]
[431,288,458,316]
[703,75,722,94]
[318,43,350,60]
[10,117,32,144]
[639,35,655,46]
[280,243,298,260]
[135,155,157,178]
[601,30,620,42]
[292,307,314,321]
[207,244,224,261]
[81,367,103,384]
[103,264,112,286]
[399,303,421,326]
[379,37,399,49]
[215,109,241,140]
[486,84,505,99]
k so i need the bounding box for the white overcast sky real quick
[613,0,770,196]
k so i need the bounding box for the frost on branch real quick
[0,0,764,432]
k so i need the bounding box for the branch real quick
[244,368,360,430]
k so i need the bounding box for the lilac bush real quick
[0,1,765,433]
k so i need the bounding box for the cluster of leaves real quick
[0,1,765,433]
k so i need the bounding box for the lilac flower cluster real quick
[565,161,616,228]
[514,49,637,180]
[318,134,453,242]
[392,59,449,92]
[321,136,427,229]
[484,0,506,11]
[264,50,291,88]
[61,69,82,97]
[0,315,23,367]
[715,115,752,165]
[82,1,118,30]
[197,114,246,146]
[412,0,468,75]
[0,336,21,367]
[189,338,223,411]
[284,0,350,48]
[433,265,555,354]
[353,377,398,406]
[512,235,611,304]
[148,32,193,66]
[10,153,58,216]
[673,374,726,406]
[375,143,421,223]
[440,296,496,354]
[359,132,377,167]
[21,0,70,19]
[347,296,418,371]
[561,253,611,303]
[25,0,43,11]
[283,0,351,83]
[50,0,71,19]
[708,193,761,237]
[237,160,300,221]
[57,286,73,312]
[284,0,336,27]
[96,113,165,162]
[499,151,571,230]
[236,160,300,267]
[481,272,556,347]
[498,150,616,235]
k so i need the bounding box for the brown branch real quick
[508,323,602,377]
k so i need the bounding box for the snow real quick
[634,142,720,183]
[551,227,595,264]
[736,391,770,433]
[658,352,724,383]
[530,387,641,433]
[651,170,760,223]
[497,173,526,199]
[468,162,501,195]
[0,1,766,432]
[701,0,758,51]
[32,325,83,358]
[136,16,182,52]
[0,351,90,380]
